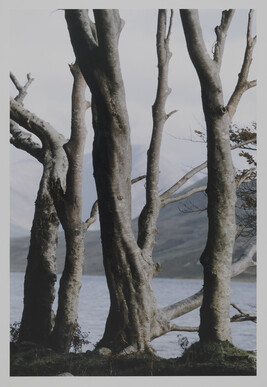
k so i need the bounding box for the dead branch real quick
[10,72,34,104]
[231,302,256,323]
[85,200,98,229]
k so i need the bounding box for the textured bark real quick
[10,75,60,345]
[65,10,157,353]
[10,66,93,353]
[49,63,91,353]
[180,9,256,342]
[19,166,59,344]
[65,10,178,353]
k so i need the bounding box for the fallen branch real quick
[231,302,256,323]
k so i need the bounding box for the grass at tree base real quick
[10,341,256,376]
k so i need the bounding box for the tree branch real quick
[63,62,89,213]
[162,186,207,208]
[10,97,67,151]
[65,10,98,51]
[159,136,256,203]
[160,161,207,202]
[180,10,218,91]
[85,200,98,229]
[231,303,256,323]
[138,10,174,251]
[227,10,257,119]
[213,10,235,69]
[10,72,34,104]
[10,119,43,162]
[167,323,199,333]
[159,243,256,323]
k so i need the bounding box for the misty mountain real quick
[10,144,193,238]
[10,175,256,281]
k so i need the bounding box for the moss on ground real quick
[10,341,256,377]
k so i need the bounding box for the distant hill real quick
[10,177,256,281]
[10,144,193,238]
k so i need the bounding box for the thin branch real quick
[131,175,146,184]
[166,9,174,41]
[137,9,173,251]
[160,161,207,202]
[160,136,256,202]
[166,109,178,120]
[235,167,256,188]
[227,10,257,119]
[231,303,256,323]
[162,186,207,208]
[231,136,256,150]
[85,200,98,229]
[168,323,199,333]
[10,72,34,104]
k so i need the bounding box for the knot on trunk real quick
[218,105,227,115]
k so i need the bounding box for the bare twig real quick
[231,302,256,323]
[10,72,34,104]
[85,200,98,229]
[162,185,207,208]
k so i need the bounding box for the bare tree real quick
[65,9,256,354]
[180,9,256,342]
[10,73,65,345]
[10,64,97,353]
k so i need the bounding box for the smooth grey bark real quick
[180,9,256,342]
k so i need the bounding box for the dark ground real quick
[10,341,256,377]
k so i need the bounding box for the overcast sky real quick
[9,7,257,175]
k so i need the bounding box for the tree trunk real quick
[199,113,236,342]
[48,62,91,353]
[19,166,59,345]
[92,96,158,353]
[49,225,86,352]
[180,9,236,342]
[65,10,160,354]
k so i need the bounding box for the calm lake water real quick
[10,273,256,358]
